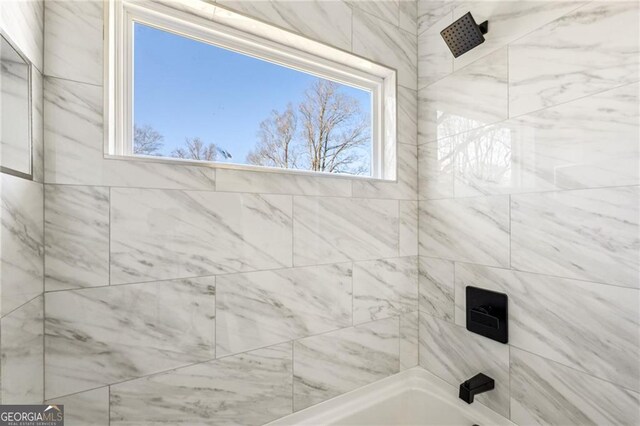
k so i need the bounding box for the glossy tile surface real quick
[0,0,44,70]
[419,313,509,417]
[45,185,109,291]
[400,311,419,370]
[456,263,640,391]
[352,143,417,200]
[399,0,417,35]
[44,0,103,85]
[111,343,293,426]
[45,277,216,398]
[419,257,454,321]
[217,263,352,356]
[509,1,640,117]
[454,83,640,197]
[418,12,452,88]
[419,196,510,267]
[399,200,418,256]
[418,47,507,144]
[352,9,417,90]
[511,186,639,288]
[293,196,398,266]
[0,296,43,404]
[111,189,292,284]
[0,173,43,316]
[398,86,418,145]
[348,0,399,26]
[353,257,418,324]
[293,317,399,411]
[511,348,640,426]
[46,387,109,426]
[417,140,454,199]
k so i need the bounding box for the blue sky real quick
[133,23,371,164]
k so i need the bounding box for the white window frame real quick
[105,0,397,180]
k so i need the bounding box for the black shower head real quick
[440,12,488,58]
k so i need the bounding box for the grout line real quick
[44,74,103,88]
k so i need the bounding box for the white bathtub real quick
[268,367,515,426]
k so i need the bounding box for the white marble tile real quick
[419,313,509,417]
[418,12,452,89]
[353,257,418,324]
[0,0,44,71]
[293,317,399,411]
[353,10,417,90]
[511,186,639,288]
[216,263,352,357]
[509,1,640,117]
[348,0,400,26]
[216,168,352,197]
[418,139,454,199]
[511,348,640,426]
[45,277,216,398]
[451,1,585,70]
[400,311,419,370]
[111,189,292,284]
[419,257,454,321]
[111,343,293,426]
[398,86,418,145]
[0,296,43,404]
[32,69,44,183]
[293,196,398,266]
[399,200,418,256]
[418,47,507,144]
[46,387,109,426]
[455,83,640,197]
[399,0,417,35]
[352,143,417,200]
[0,173,43,316]
[44,78,215,189]
[45,185,109,291]
[418,195,510,267]
[456,263,640,392]
[417,0,456,34]
[44,0,103,85]
[216,0,352,51]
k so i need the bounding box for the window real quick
[106,0,396,179]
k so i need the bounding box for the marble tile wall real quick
[417,0,640,424]
[40,0,418,424]
[0,0,45,406]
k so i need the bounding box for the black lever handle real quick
[469,306,500,329]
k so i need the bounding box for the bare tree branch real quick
[246,104,299,168]
[134,124,164,156]
[171,137,219,161]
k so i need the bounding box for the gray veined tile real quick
[0,0,44,71]
[419,313,509,417]
[418,47,507,144]
[418,12,453,89]
[31,69,44,183]
[418,139,454,200]
[353,257,418,324]
[400,311,419,370]
[419,257,454,321]
[455,263,640,392]
[347,0,400,26]
[0,296,44,404]
[46,387,109,426]
[399,0,417,35]
[417,0,457,35]
[352,10,417,90]
[110,189,292,284]
[216,0,352,51]
[293,317,400,411]
[111,343,293,426]
[44,0,103,85]
[418,195,510,267]
[216,263,352,357]
[509,1,640,117]
[293,196,399,266]
[352,143,417,200]
[1,55,31,176]
[511,348,640,426]
[45,185,109,291]
[399,200,418,256]
[44,277,216,399]
[451,1,586,71]
[454,83,640,197]
[398,86,418,146]
[101,159,215,190]
[0,173,43,317]
[511,186,640,288]
[216,168,352,197]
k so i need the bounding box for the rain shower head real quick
[440,12,488,58]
